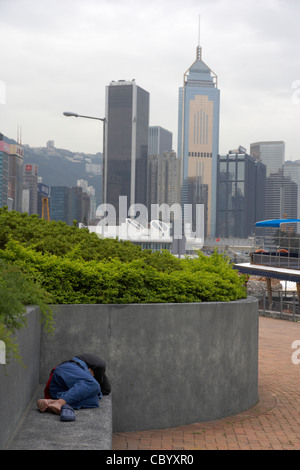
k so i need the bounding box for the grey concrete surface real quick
[1,298,258,448]
[7,385,112,450]
[0,307,41,449]
[40,298,259,432]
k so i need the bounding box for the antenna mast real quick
[197,15,202,60]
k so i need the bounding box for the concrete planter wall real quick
[40,297,259,432]
[0,307,41,449]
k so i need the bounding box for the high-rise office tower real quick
[22,163,38,215]
[50,186,72,224]
[50,185,90,225]
[284,161,300,231]
[0,134,9,208]
[264,170,297,223]
[178,44,220,236]
[8,142,24,212]
[216,148,266,238]
[148,126,173,157]
[250,141,285,177]
[250,141,286,222]
[147,151,179,208]
[104,80,150,222]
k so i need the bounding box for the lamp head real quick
[63,112,79,117]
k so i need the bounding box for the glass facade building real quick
[8,144,24,212]
[178,46,220,236]
[147,151,179,208]
[284,161,300,231]
[0,138,9,208]
[23,163,38,215]
[50,186,90,225]
[104,80,149,221]
[216,151,266,238]
[250,141,285,177]
[50,186,72,224]
[148,126,173,157]
[250,141,290,224]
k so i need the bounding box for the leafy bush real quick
[0,239,247,305]
[0,206,247,306]
[0,207,147,262]
[0,259,54,363]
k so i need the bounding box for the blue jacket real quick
[49,357,102,409]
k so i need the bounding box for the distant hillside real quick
[4,136,103,204]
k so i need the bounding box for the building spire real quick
[197,14,202,60]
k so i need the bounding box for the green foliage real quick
[0,207,147,262]
[0,258,54,364]
[0,207,247,307]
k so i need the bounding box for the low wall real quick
[40,297,259,432]
[0,307,41,449]
[0,298,259,448]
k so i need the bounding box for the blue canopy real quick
[255,219,300,228]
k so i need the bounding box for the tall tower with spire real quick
[178,38,220,237]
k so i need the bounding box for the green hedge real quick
[0,210,247,306]
[0,241,246,304]
[0,207,247,305]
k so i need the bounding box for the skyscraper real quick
[0,135,9,208]
[104,80,149,222]
[250,141,285,177]
[178,44,220,236]
[147,151,179,208]
[50,185,90,225]
[216,148,266,238]
[23,163,38,215]
[284,160,300,231]
[148,126,173,157]
[250,141,287,222]
[8,143,24,212]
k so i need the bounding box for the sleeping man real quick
[37,353,111,421]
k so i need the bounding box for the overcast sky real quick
[0,0,299,160]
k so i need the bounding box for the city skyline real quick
[0,0,299,160]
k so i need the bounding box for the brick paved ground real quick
[112,316,300,450]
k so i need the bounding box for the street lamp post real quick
[63,111,106,205]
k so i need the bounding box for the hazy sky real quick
[0,0,299,159]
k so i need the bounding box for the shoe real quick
[60,404,76,421]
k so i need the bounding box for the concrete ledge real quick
[40,298,259,432]
[1,298,259,447]
[0,307,41,449]
[7,385,112,450]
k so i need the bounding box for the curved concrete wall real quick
[40,297,259,432]
[0,307,41,449]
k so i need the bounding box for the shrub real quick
[0,207,247,305]
[0,239,247,305]
[0,259,54,364]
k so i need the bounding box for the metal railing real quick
[252,234,300,270]
[258,290,300,321]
